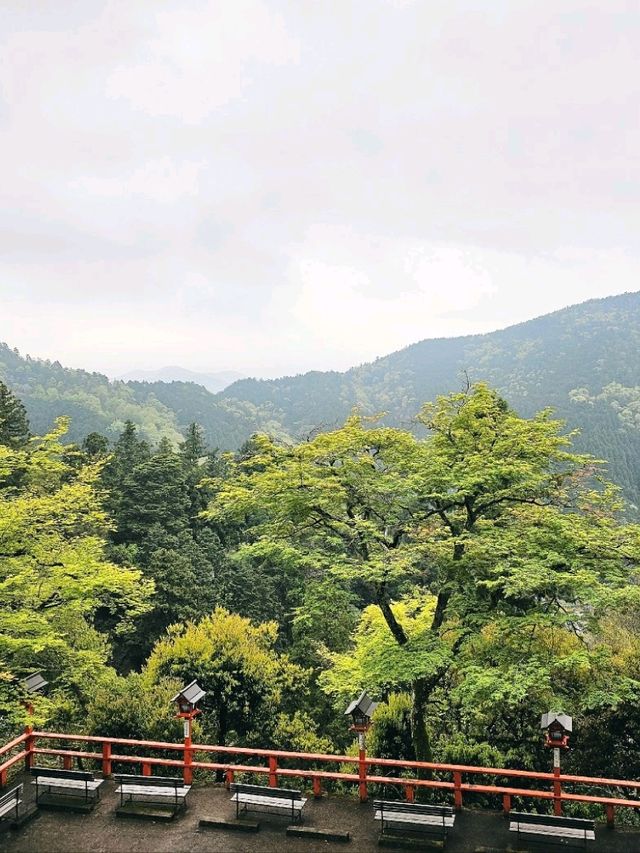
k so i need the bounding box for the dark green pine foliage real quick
[0,380,30,448]
[104,422,221,669]
[82,432,110,458]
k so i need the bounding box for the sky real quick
[1,1,639,379]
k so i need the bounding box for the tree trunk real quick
[411,677,433,764]
[375,587,435,773]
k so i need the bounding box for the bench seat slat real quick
[31,778,103,791]
[373,800,453,817]
[510,811,594,830]
[375,811,455,828]
[0,799,22,818]
[116,785,190,797]
[231,784,302,800]
[115,775,184,787]
[0,786,22,806]
[510,822,595,841]
[232,793,307,809]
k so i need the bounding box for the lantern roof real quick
[540,711,572,733]
[24,672,48,694]
[171,679,206,707]
[344,690,378,719]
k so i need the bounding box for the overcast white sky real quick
[1,1,639,378]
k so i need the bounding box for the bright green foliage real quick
[367,693,415,761]
[269,710,334,754]
[320,595,446,704]
[144,608,309,746]
[0,419,153,727]
[207,384,640,762]
[86,670,183,742]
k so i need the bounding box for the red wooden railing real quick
[1,729,640,827]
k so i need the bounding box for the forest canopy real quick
[2,378,640,784]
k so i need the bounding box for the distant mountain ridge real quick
[2,291,640,504]
[118,366,244,393]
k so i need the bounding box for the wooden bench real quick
[31,766,104,808]
[114,774,191,817]
[230,783,307,824]
[374,800,455,844]
[0,784,23,823]
[509,811,595,847]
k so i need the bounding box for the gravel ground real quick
[2,774,639,852]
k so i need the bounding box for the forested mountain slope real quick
[216,291,640,503]
[2,291,640,503]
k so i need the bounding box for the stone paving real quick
[2,773,640,852]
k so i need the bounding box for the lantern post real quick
[345,691,378,803]
[540,711,572,817]
[22,672,48,770]
[171,680,206,785]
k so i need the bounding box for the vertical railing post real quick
[502,793,512,815]
[606,804,615,828]
[268,755,278,788]
[358,734,368,803]
[312,776,322,798]
[405,784,415,803]
[225,768,234,789]
[101,742,112,777]
[63,755,73,771]
[453,771,463,811]
[142,762,152,777]
[24,726,35,771]
[553,749,562,816]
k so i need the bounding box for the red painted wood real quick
[358,748,367,803]
[102,743,112,777]
[553,766,562,816]
[268,756,278,788]
[453,771,463,810]
[17,729,640,824]
[183,733,193,786]
[24,728,35,771]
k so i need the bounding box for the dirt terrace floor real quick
[2,774,640,853]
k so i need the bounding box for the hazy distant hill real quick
[214,291,640,502]
[3,291,640,504]
[118,366,244,393]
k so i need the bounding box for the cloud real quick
[105,1,299,122]
[0,1,638,377]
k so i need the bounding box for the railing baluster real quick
[268,755,278,788]
[5,729,640,824]
[453,771,463,810]
[102,742,112,777]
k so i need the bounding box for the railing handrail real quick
[0,728,635,828]
[28,730,640,790]
[0,732,27,759]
